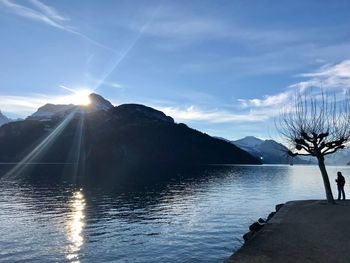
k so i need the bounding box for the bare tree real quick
[279,92,350,204]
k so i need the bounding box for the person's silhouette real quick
[335,171,346,201]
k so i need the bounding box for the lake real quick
[0,165,348,262]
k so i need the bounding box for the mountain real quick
[325,147,350,165]
[86,93,114,112]
[232,136,312,164]
[28,93,114,121]
[232,136,350,165]
[233,136,264,156]
[0,94,260,183]
[29,103,77,120]
[0,111,10,127]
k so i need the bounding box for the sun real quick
[71,89,92,106]
[59,85,93,106]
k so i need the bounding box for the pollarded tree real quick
[279,92,350,204]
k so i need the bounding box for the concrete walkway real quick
[226,200,350,263]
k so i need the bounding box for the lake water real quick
[0,165,349,262]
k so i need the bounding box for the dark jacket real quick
[336,175,346,187]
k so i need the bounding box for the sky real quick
[1,0,350,140]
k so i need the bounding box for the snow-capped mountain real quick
[0,111,11,127]
[28,93,114,120]
[29,104,77,120]
[231,136,350,165]
[87,93,113,112]
[233,136,264,156]
[232,136,312,164]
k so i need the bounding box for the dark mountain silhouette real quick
[87,93,114,112]
[0,95,260,183]
[232,136,312,164]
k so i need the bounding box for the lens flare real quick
[59,86,92,106]
[71,90,91,106]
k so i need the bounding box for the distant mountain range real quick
[231,136,313,164]
[228,136,350,165]
[325,147,350,166]
[0,94,260,182]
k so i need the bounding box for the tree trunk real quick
[317,156,335,204]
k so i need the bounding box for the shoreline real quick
[225,200,350,263]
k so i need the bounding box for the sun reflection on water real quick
[66,189,85,263]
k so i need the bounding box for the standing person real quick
[335,171,346,201]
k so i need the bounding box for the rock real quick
[275,203,284,212]
[243,231,255,242]
[267,211,276,221]
[241,204,283,246]
[258,218,266,224]
[249,222,263,232]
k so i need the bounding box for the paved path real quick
[225,200,350,263]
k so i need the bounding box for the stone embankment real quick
[241,203,284,243]
[226,200,350,263]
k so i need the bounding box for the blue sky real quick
[1,0,350,140]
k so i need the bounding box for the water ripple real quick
[0,165,347,262]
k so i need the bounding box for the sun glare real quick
[71,89,92,106]
[66,190,86,262]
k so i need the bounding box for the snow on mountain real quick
[0,111,10,127]
[28,93,114,120]
[86,93,113,112]
[232,136,311,164]
[234,136,350,165]
[29,104,77,120]
[230,135,350,165]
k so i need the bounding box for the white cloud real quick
[300,60,350,78]
[159,105,268,123]
[236,60,350,121]
[0,95,48,116]
[0,0,118,53]
[238,91,291,108]
[288,80,320,92]
[291,60,350,90]
[29,0,69,22]
[0,0,69,30]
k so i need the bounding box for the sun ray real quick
[59,86,93,106]
[2,110,78,179]
[63,113,86,184]
[91,4,161,91]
